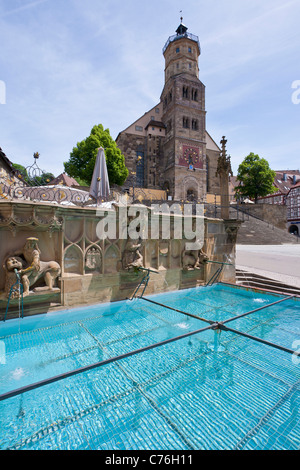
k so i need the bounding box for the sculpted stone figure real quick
[3,256,25,299]
[14,237,61,296]
[182,248,208,271]
[122,238,144,271]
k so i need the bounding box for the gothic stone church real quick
[116,21,222,202]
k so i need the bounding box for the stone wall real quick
[0,201,240,319]
[241,203,287,230]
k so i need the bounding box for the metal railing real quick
[162,32,201,54]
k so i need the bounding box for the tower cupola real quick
[176,18,188,36]
[162,20,201,83]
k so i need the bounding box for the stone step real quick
[229,207,298,245]
[236,269,300,296]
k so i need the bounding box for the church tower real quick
[116,19,221,202]
[160,19,207,201]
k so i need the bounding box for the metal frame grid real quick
[0,284,299,450]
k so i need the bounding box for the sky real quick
[0,0,299,177]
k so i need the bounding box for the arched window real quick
[182,86,189,99]
[192,119,198,130]
[183,117,190,128]
[191,89,198,101]
[187,189,197,201]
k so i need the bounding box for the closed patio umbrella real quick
[89,147,110,204]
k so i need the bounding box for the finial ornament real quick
[216,136,233,177]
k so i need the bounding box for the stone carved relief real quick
[122,238,144,271]
[85,246,102,273]
[3,256,25,299]
[159,240,169,269]
[0,205,62,237]
[224,220,240,244]
[3,237,61,298]
[182,248,208,271]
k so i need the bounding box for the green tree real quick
[12,164,55,186]
[235,153,276,203]
[64,124,128,186]
[35,172,55,186]
[12,163,29,183]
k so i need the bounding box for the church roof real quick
[145,120,166,130]
[48,173,79,187]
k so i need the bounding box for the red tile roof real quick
[48,173,79,187]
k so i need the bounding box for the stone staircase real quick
[235,268,300,297]
[229,207,299,245]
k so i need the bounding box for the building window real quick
[155,108,159,114]
[135,125,143,132]
[188,47,192,53]
[176,47,180,53]
[182,86,189,99]
[191,89,198,101]
[183,117,190,128]
[192,119,198,130]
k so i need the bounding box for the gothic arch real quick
[182,176,199,201]
[289,225,299,236]
[104,245,120,274]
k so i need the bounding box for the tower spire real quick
[176,17,188,36]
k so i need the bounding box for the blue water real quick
[0,284,299,450]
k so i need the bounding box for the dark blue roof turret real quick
[176,21,188,36]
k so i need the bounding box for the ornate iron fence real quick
[0,153,119,207]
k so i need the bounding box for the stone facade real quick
[0,200,240,319]
[116,21,221,202]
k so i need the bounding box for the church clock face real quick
[180,145,203,169]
